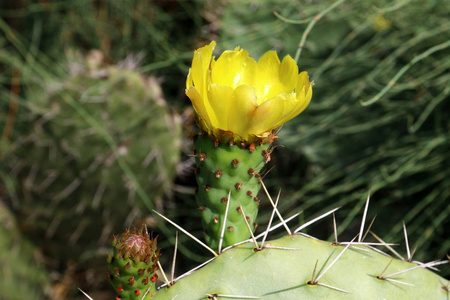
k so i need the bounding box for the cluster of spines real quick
[107,226,160,300]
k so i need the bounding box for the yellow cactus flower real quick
[186,41,312,146]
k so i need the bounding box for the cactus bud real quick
[107,226,160,299]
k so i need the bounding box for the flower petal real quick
[191,41,216,95]
[186,86,216,130]
[254,51,286,104]
[248,93,297,135]
[211,48,256,89]
[279,55,298,92]
[227,85,258,138]
[207,83,234,129]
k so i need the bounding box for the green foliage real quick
[153,234,449,299]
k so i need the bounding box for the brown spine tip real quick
[117,286,124,293]
[246,216,251,222]
[231,159,239,166]
[128,277,135,286]
[204,185,211,191]
[253,222,259,229]
[246,191,253,197]
[199,206,206,211]
[124,262,131,271]
[114,268,120,276]
[255,173,261,179]
[138,268,145,276]
[215,170,223,178]
[236,206,242,212]
[194,167,200,174]
[142,277,149,285]
[199,153,206,161]
[261,149,271,162]
[247,168,255,175]
[213,217,219,224]
[227,226,234,231]
[234,183,242,190]
[221,197,228,203]
[253,197,261,202]
[249,142,256,152]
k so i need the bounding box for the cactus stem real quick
[171,232,178,285]
[218,191,232,254]
[153,210,218,257]
[294,207,340,233]
[358,192,371,243]
[314,235,357,283]
[260,180,291,235]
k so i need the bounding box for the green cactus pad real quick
[107,227,160,300]
[153,234,449,299]
[193,134,270,250]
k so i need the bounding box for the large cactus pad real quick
[153,234,449,299]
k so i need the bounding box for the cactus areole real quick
[107,227,160,300]
[186,41,312,249]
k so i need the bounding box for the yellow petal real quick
[248,93,297,135]
[254,51,286,104]
[211,48,256,89]
[186,69,193,89]
[186,86,217,129]
[207,83,234,129]
[191,41,216,96]
[290,71,312,118]
[278,55,298,92]
[227,85,258,137]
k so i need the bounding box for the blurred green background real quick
[0,0,448,299]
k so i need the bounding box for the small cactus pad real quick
[193,134,270,250]
[153,234,449,299]
[107,227,160,300]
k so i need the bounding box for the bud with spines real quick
[107,226,160,300]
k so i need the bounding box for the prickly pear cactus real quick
[7,50,181,264]
[193,134,270,250]
[107,226,160,300]
[186,41,312,250]
[153,234,449,299]
[0,202,49,300]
